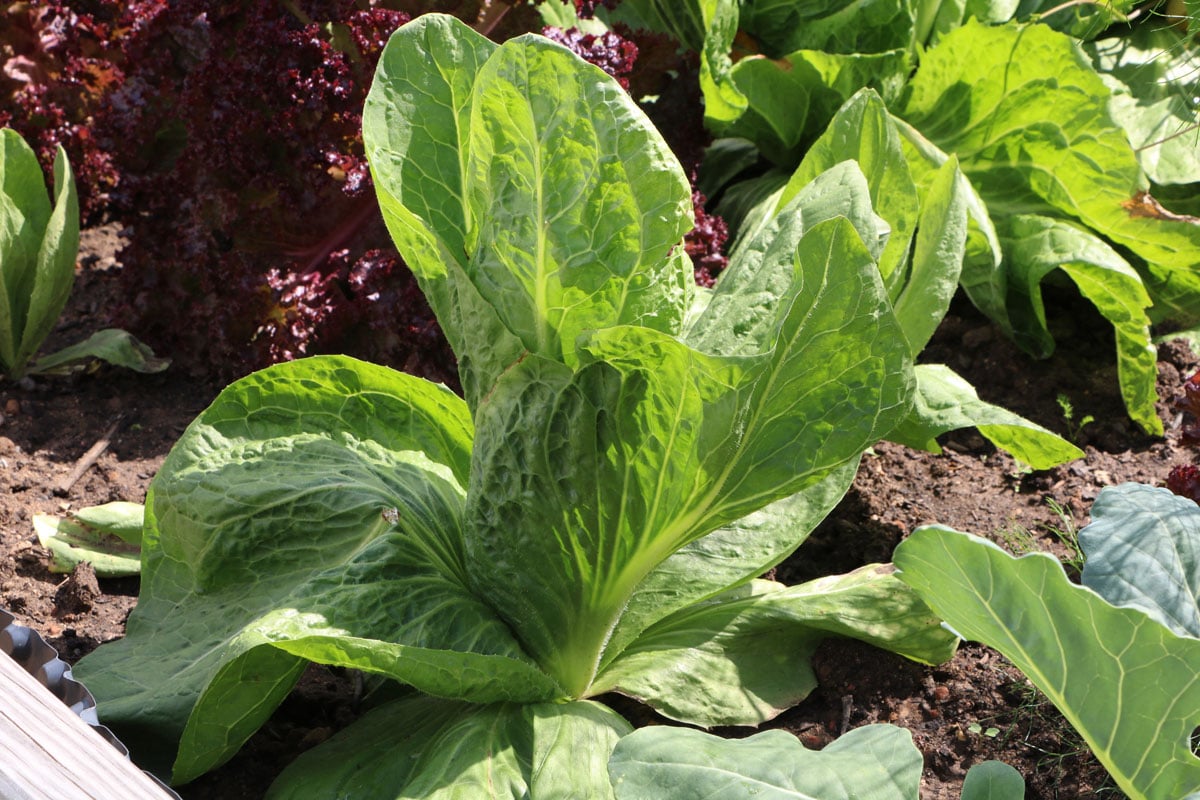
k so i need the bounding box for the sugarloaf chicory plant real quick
[75,15,958,795]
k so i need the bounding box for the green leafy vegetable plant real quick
[0,127,167,379]
[895,483,1200,800]
[34,501,144,577]
[75,15,957,795]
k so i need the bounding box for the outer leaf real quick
[961,761,1026,800]
[465,32,693,365]
[900,21,1200,325]
[28,328,169,375]
[998,214,1160,434]
[609,723,924,800]
[603,459,859,665]
[14,145,78,376]
[76,357,560,783]
[34,505,143,577]
[888,364,1083,470]
[778,89,919,289]
[467,218,913,697]
[1080,483,1200,639]
[895,527,1200,800]
[593,567,957,727]
[268,697,631,800]
[0,128,53,372]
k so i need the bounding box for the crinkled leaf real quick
[889,364,1082,470]
[778,89,920,289]
[34,502,144,577]
[1080,483,1200,639]
[900,20,1200,326]
[609,723,923,800]
[467,217,913,697]
[997,214,1159,434]
[895,527,1200,800]
[268,697,630,800]
[603,459,859,666]
[15,145,78,377]
[29,328,169,375]
[76,357,560,783]
[594,567,956,727]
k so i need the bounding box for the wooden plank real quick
[0,650,173,800]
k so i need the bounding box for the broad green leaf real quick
[28,328,169,375]
[895,527,1200,800]
[603,459,859,666]
[363,15,511,409]
[593,567,956,727]
[719,49,910,166]
[739,0,917,56]
[465,32,693,366]
[14,144,78,376]
[961,761,1026,800]
[1087,28,1200,186]
[888,364,1083,470]
[778,89,920,288]
[900,21,1200,326]
[467,218,913,697]
[268,697,630,800]
[1018,0,1134,39]
[0,129,53,371]
[34,502,144,577]
[997,214,1160,434]
[1080,483,1200,639]
[76,357,561,783]
[609,723,924,800]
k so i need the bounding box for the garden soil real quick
[1,226,1193,799]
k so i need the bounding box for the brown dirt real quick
[2,229,1194,798]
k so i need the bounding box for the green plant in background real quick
[895,483,1200,800]
[0,128,167,379]
[75,17,959,796]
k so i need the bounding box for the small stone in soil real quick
[53,562,101,617]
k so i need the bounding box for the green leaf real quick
[778,89,920,289]
[609,723,924,800]
[997,214,1160,435]
[28,328,169,375]
[900,20,1200,327]
[594,567,956,727]
[739,0,917,56]
[466,217,913,697]
[14,145,78,376]
[267,697,630,800]
[895,527,1200,800]
[962,761,1026,800]
[75,357,560,783]
[0,129,53,372]
[34,502,144,577]
[888,364,1082,470]
[1080,483,1200,639]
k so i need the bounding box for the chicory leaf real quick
[888,364,1083,470]
[466,217,913,697]
[0,128,53,370]
[997,214,1160,435]
[609,723,924,800]
[28,328,169,375]
[593,567,957,727]
[896,527,1200,800]
[1080,483,1200,639]
[34,500,144,577]
[75,357,561,783]
[268,696,630,800]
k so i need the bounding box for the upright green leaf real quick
[1080,484,1200,638]
[269,697,630,800]
[609,724,924,800]
[76,357,561,783]
[896,527,1200,800]
[0,129,52,369]
[466,218,913,697]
